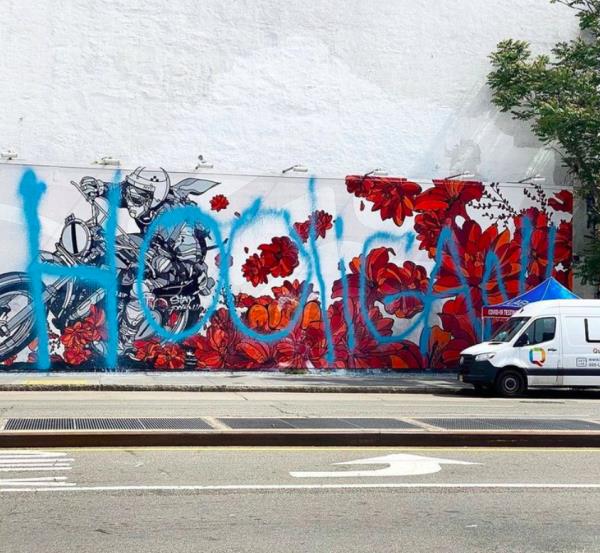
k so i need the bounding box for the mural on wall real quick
[0,164,573,371]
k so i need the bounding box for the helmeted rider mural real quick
[78,167,219,352]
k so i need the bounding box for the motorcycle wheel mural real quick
[0,165,573,371]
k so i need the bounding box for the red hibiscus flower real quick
[548,190,573,213]
[327,299,400,369]
[414,179,484,219]
[514,208,551,280]
[414,211,450,258]
[258,236,299,279]
[154,343,185,369]
[387,340,425,370]
[555,220,572,269]
[434,219,521,308]
[184,308,244,369]
[210,194,229,212]
[345,176,422,227]
[332,247,428,319]
[242,253,270,287]
[438,294,481,365]
[64,347,92,365]
[293,210,334,242]
[60,305,106,351]
[425,325,454,370]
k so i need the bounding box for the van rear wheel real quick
[495,369,526,397]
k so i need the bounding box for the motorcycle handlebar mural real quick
[0,164,572,371]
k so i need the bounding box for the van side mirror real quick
[515,334,529,347]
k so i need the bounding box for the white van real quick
[459,299,600,396]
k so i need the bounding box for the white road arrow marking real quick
[290,454,478,478]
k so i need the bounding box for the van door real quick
[561,315,600,386]
[517,317,560,386]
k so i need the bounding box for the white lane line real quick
[0,459,74,464]
[0,450,67,457]
[2,483,600,493]
[0,467,72,472]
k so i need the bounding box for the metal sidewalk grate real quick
[3,418,212,431]
[219,417,419,430]
[417,418,600,431]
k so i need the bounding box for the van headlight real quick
[475,352,495,361]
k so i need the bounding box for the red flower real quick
[154,344,185,369]
[210,194,229,212]
[548,190,573,213]
[60,305,106,351]
[438,294,481,365]
[327,299,400,369]
[555,220,572,269]
[414,179,483,219]
[332,247,428,319]
[293,220,310,242]
[414,211,449,258]
[64,347,92,365]
[242,254,270,287]
[184,308,244,369]
[293,210,334,242]
[345,176,422,227]
[434,219,521,308]
[387,340,425,370]
[258,236,299,279]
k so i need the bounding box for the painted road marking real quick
[3,483,600,493]
[290,454,477,478]
[0,451,75,486]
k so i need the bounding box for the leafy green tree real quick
[487,0,600,286]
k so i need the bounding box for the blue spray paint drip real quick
[334,217,355,352]
[307,177,335,364]
[104,173,120,369]
[19,168,121,369]
[545,223,557,279]
[519,216,533,294]
[136,205,227,342]
[18,170,50,370]
[223,199,314,342]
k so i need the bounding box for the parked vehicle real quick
[459,300,600,396]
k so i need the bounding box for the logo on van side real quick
[529,348,546,367]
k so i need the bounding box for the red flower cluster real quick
[345,176,422,226]
[332,247,428,319]
[133,338,186,369]
[60,305,106,366]
[210,194,229,212]
[242,236,299,286]
[293,210,334,242]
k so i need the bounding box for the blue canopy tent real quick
[481,277,579,338]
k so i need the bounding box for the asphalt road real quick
[2,390,600,419]
[1,447,600,552]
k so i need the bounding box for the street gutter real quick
[1,430,600,448]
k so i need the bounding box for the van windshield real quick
[490,317,530,342]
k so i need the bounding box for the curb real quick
[0,384,464,394]
[0,430,598,448]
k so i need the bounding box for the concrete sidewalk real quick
[0,371,465,393]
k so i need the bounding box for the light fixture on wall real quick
[445,171,475,180]
[517,174,546,184]
[282,164,308,174]
[93,156,121,167]
[0,149,18,161]
[364,168,388,177]
[195,154,214,170]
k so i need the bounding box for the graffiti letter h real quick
[18,169,119,370]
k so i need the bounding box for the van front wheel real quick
[495,369,526,397]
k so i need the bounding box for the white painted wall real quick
[0,0,579,183]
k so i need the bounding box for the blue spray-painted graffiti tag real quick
[6,167,572,371]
